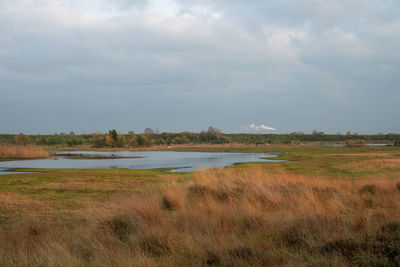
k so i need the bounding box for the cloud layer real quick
[0,0,399,133]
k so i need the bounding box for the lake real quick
[0,151,283,175]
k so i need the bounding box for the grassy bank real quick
[0,145,400,265]
[173,144,400,179]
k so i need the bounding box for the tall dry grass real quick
[0,145,49,158]
[1,167,400,266]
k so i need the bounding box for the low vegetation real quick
[0,145,400,265]
[0,145,49,160]
[0,166,400,266]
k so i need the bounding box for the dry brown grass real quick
[343,158,400,170]
[0,192,55,213]
[0,145,49,159]
[1,167,400,266]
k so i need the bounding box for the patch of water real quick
[0,151,282,175]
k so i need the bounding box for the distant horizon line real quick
[1,131,399,136]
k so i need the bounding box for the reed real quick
[0,145,49,159]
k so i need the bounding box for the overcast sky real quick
[1,0,399,134]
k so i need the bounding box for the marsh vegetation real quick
[0,145,399,265]
[0,145,49,160]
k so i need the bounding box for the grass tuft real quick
[161,187,182,211]
[359,184,378,195]
[102,214,135,241]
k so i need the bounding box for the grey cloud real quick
[0,0,399,134]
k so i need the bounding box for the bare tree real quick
[144,128,154,135]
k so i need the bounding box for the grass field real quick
[0,144,399,266]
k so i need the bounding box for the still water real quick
[0,151,282,175]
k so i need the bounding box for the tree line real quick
[0,127,399,148]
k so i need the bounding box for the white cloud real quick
[241,124,277,132]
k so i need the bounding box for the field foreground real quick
[0,146,400,266]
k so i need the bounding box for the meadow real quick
[0,144,399,266]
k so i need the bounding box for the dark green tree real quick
[109,129,118,143]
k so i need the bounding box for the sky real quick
[0,0,399,134]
